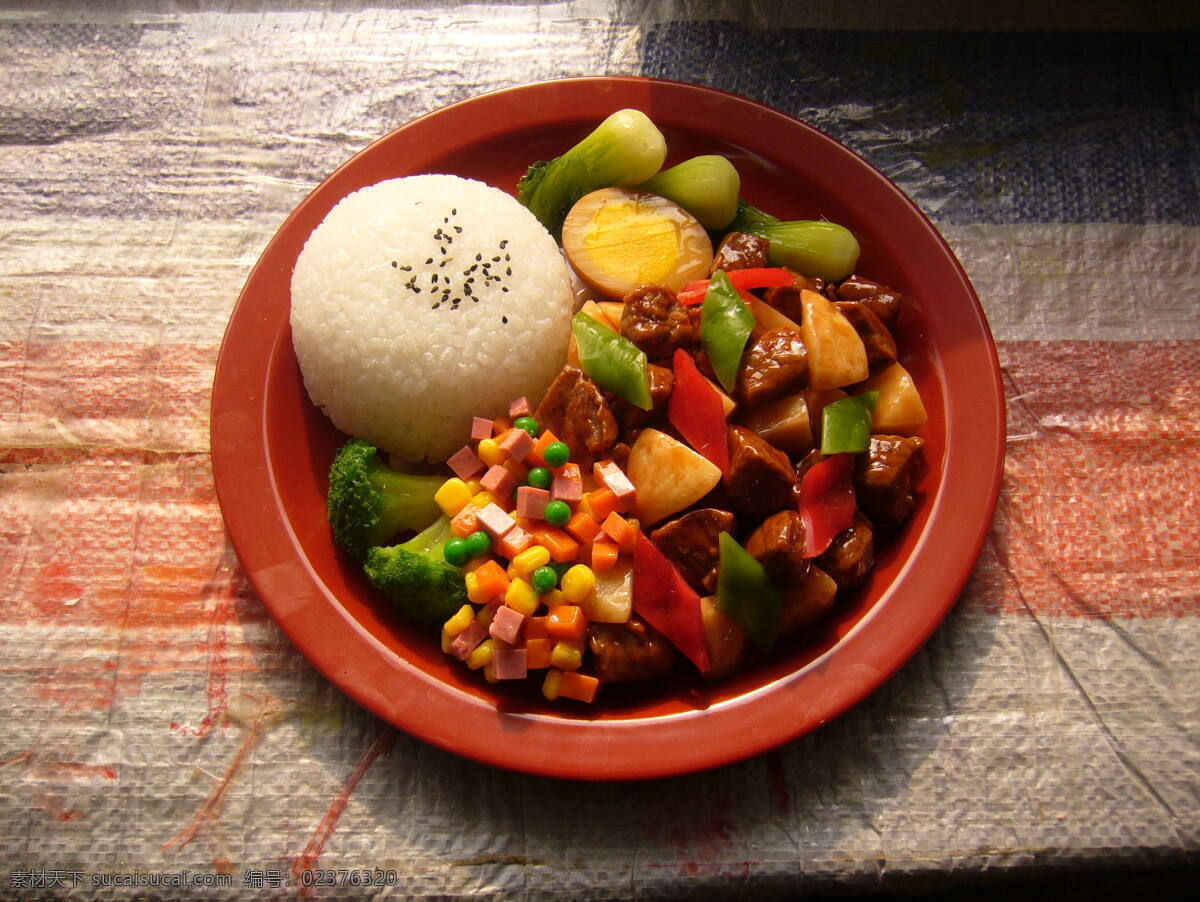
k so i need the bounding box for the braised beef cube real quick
[724,425,796,520]
[816,513,874,590]
[607,441,632,472]
[834,301,897,369]
[620,285,694,361]
[534,366,617,468]
[761,284,804,326]
[588,617,679,683]
[651,508,736,595]
[611,363,674,432]
[736,327,808,406]
[833,275,903,327]
[744,510,811,587]
[794,448,825,482]
[855,434,924,529]
[710,231,769,274]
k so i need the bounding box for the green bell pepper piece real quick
[571,311,652,410]
[700,269,756,393]
[820,391,879,454]
[715,532,782,652]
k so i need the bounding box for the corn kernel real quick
[504,578,540,617]
[434,478,473,517]
[482,660,499,683]
[464,479,485,495]
[561,564,596,604]
[443,604,474,637]
[511,545,552,577]
[542,668,563,701]
[440,628,454,654]
[542,588,565,608]
[475,604,498,629]
[467,638,495,670]
[477,438,505,467]
[550,640,583,671]
[470,490,494,510]
[464,571,485,605]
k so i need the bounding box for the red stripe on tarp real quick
[2,339,1197,629]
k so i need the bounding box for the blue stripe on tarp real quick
[642,25,1200,226]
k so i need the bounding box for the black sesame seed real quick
[391,260,398,268]
[502,315,508,324]
[506,267,512,276]
[453,225,462,233]
[400,264,412,272]
[491,255,501,262]
[499,239,508,248]
[425,257,434,265]
[502,287,509,293]
[475,253,482,261]
[504,253,511,261]
[451,208,457,215]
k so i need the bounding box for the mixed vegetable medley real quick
[324,110,927,703]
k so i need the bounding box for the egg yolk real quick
[582,200,680,286]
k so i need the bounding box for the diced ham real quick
[516,486,551,519]
[508,397,532,418]
[447,445,485,480]
[498,525,535,557]
[498,427,535,462]
[492,646,528,680]
[551,462,583,503]
[449,621,486,661]
[480,465,517,499]
[476,502,516,539]
[488,604,525,645]
[471,417,494,441]
[594,459,637,505]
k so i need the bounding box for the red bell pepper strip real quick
[798,453,856,558]
[632,532,711,674]
[677,267,796,305]
[667,348,730,476]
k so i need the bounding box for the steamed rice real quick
[290,175,575,462]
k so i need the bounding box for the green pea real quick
[443,537,469,566]
[531,565,558,594]
[543,499,571,527]
[464,529,491,558]
[526,466,552,489]
[544,441,570,467]
[514,416,539,438]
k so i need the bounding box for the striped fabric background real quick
[1,2,1196,898]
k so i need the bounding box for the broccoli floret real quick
[327,438,444,561]
[363,516,467,624]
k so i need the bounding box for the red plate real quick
[211,77,1004,780]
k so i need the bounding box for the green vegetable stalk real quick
[517,109,667,236]
[637,154,741,230]
[699,269,756,393]
[572,311,652,410]
[820,392,879,454]
[715,532,782,651]
[363,515,467,624]
[729,201,860,282]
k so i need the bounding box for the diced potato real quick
[700,595,750,680]
[854,362,927,435]
[597,301,625,331]
[738,392,813,455]
[566,333,580,368]
[800,288,869,389]
[579,557,633,623]
[703,374,737,417]
[579,299,617,331]
[747,295,800,332]
[626,428,723,526]
[778,567,838,638]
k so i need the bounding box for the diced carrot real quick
[502,456,530,484]
[498,526,535,558]
[526,429,561,468]
[524,616,550,639]
[528,526,579,563]
[524,637,552,670]
[565,510,602,544]
[583,486,622,520]
[558,671,600,703]
[473,559,510,601]
[600,512,638,554]
[590,538,620,573]
[450,504,480,538]
[546,604,587,642]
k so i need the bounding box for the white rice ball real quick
[290,175,574,462]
